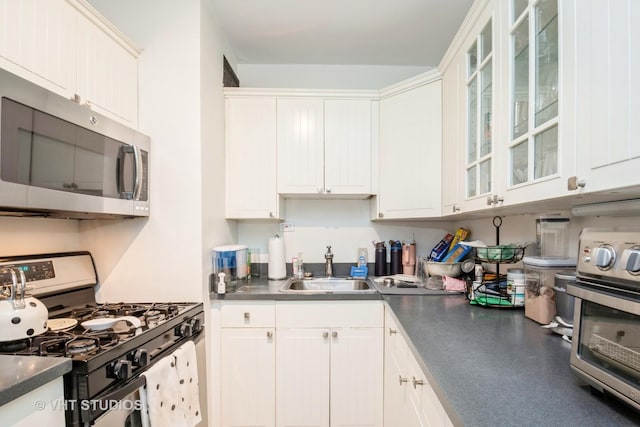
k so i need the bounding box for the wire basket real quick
[475,245,526,263]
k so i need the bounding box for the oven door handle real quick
[85,375,146,424]
[567,283,640,316]
[97,375,146,403]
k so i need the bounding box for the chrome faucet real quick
[324,245,334,278]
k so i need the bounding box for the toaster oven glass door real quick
[575,299,640,391]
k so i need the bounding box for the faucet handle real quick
[325,245,333,259]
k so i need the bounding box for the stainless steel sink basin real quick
[279,277,376,293]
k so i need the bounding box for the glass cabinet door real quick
[466,20,493,199]
[509,0,558,187]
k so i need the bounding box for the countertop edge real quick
[0,356,72,407]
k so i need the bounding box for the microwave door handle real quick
[117,145,134,199]
[132,146,142,200]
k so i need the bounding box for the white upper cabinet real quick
[76,7,138,127]
[573,0,640,195]
[0,0,139,127]
[462,14,498,212]
[324,99,373,195]
[0,0,76,95]
[374,73,443,220]
[499,0,576,205]
[277,98,325,195]
[225,95,282,219]
[277,96,375,196]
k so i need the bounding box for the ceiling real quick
[211,0,475,67]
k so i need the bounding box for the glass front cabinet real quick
[501,0,576,205]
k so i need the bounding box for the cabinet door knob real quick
[378,212,384,218]
[412,377,424,388]
[317,187,324,193]
[322,331,329,338]
[453,205,460,212]
[269,211,274,218]
[399,375,408,385]
[243,312,250,320]
[486,196,494,206]
[389,328,397,335]
[326,187,332,193]
[267,331,273,338]
[567,176,586,191]
[332,331,338,338]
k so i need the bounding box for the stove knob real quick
[129,349,149,367]
[623,248,640,274]
[109,360,131,380]
[177,323,193,338]
[189,318,202,333]
[593,245,616,270]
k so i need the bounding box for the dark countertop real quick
[210,280,640,426]
[385,294,640,427]
[0,355,72,407]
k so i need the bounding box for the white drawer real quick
[276,300,383,328]
[221,301,275,327]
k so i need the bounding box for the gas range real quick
[0,252,204,426]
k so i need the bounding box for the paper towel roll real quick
[268,235,286,280]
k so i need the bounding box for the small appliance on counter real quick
[213,244,248,291]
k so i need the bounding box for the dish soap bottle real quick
[217,272,226,294]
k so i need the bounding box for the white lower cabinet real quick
[276,301,384,427]
[384,311,453,427]
[220,302,276,427]
[0,376,65,426]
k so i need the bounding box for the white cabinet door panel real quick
[276,328,330,427]
[225,97,280,219]
[377,80,442,219]
[221,328,275,427]
[324,99,372,194]
[0,0,76,95]
[330,327,383,427]
[76,14,137,126]
[575,0,640,194]
[277,98,324,194]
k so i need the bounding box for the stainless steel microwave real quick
[0,68,149,219]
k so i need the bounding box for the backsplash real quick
[237,199,640,267]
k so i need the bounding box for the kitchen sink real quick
[279,277,376,293]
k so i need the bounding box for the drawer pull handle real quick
[267,331,273,338]
[389,328,397,335]
[332,331,338,338]
[322,331,329,338]
[399,375,408,385]
[244,312,250,320]
[412,377,424,388]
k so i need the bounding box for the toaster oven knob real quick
[623,249,640,274]
[129,349,149,367]
[109,360,131,380]
[593,245,616,270]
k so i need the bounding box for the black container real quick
[389,240,402,275]
[374,241,388,276]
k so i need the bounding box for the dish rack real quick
[468,216,527,308]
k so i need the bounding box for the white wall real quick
[83,0,233,302]
[0,218,81,255]
[237,64,432,89]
